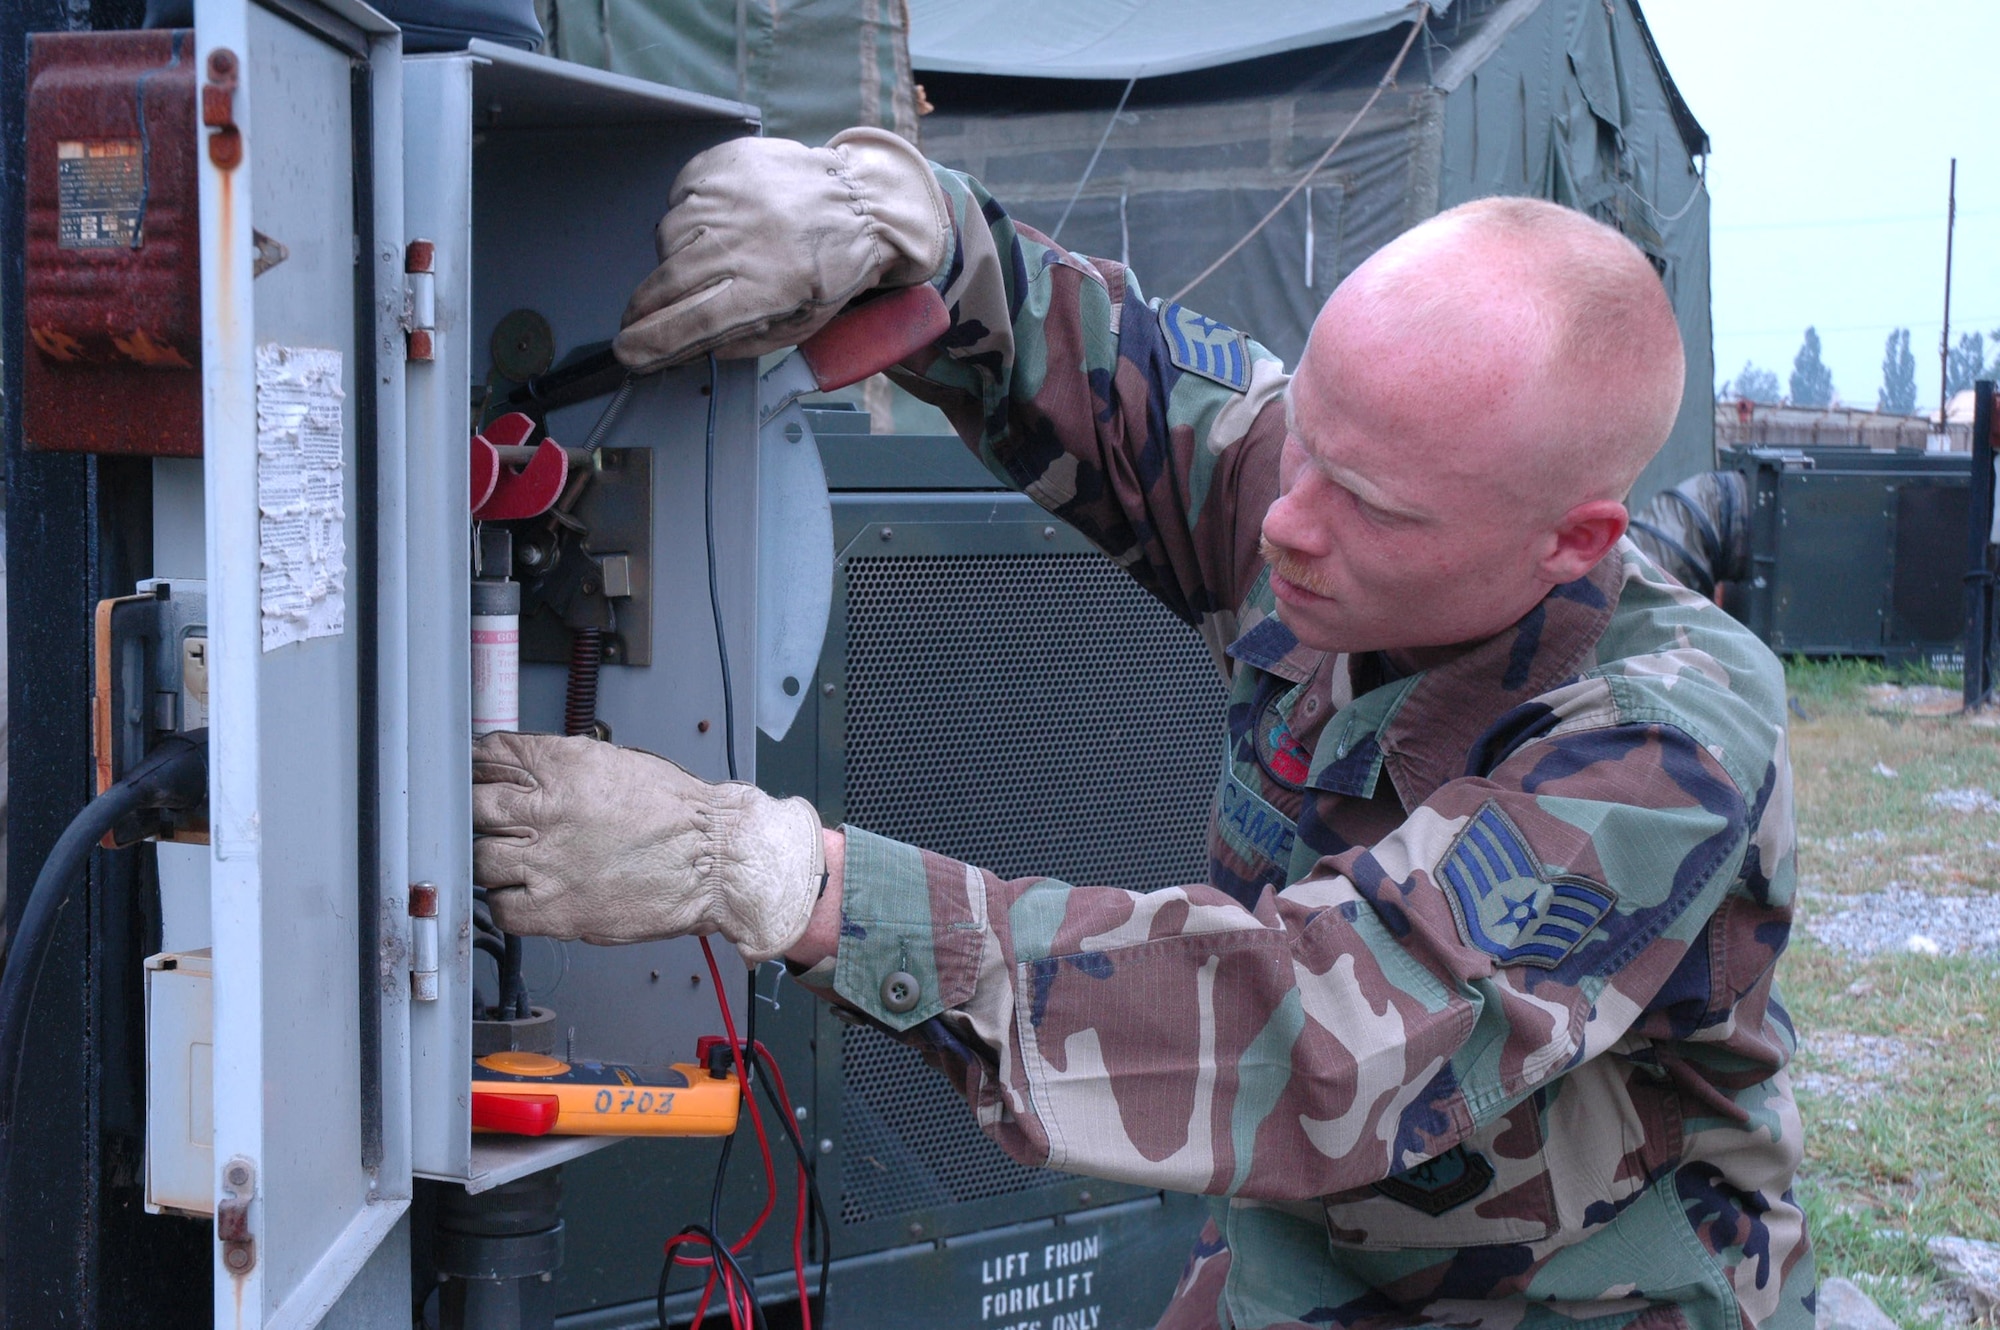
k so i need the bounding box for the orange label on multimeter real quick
[471,1052,740,1137]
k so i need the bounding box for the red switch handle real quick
[472,1091,561,1136]
[797,285,951,392]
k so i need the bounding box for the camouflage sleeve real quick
[804,712,1766,1203]
[887,166,1290,653]
[1627,471,1751,599]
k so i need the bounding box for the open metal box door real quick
[195,1,411,1323]
[399,42,760,1193]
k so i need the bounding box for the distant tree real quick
[1946,330,1988,396]
[1731,360,1781,404]
[1878,328,1918,414]
[1789,327,1835,408]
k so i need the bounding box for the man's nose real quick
[1261,477,1329,558]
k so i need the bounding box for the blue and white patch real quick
[1158,301,1251,391]
[1437,802,1615,968]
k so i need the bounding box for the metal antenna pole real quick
[1940,157,1958,430]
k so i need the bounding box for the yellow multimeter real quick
[470,1051,741,1137]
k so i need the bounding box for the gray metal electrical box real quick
[166,3,773,1322]
[149,5,1216,1325]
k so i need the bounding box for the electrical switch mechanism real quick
[24,30,204,456]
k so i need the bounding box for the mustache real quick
[1259,535,1339,599]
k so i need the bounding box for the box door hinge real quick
[403,239,437,362]
[217,1157,257,1275]
[409,882,440,1001]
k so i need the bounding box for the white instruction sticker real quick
[255,344,346,651]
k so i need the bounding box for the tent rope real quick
[1169,5,1429,305]
[1052,72,1141,242]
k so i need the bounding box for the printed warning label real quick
[256,345,347,651]
[57,140,143,249]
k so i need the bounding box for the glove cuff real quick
[728,793,827,965]
[826,127,954,289]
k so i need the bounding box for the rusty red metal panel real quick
[24,29,203,456]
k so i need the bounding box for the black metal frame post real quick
[3,3,211,1324]
[1965,381,1996,709]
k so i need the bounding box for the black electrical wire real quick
[655,1222,767,1330]
[502,932,530,1019]
[660,969,773,1330]
[753,1036,832,1326]
[0,732,208,1216]
[470,933,508,1018]
[700,356,740,788]
[655,368,754,1324]
[653,357,766,1330]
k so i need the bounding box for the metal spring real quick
[565,627,603,737]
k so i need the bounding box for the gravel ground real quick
[1804,885,2000,959]
[1792,1030,1917,1105]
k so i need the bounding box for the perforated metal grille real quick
[836,552,1227,1226]
[841,553,1225,888]
[839,1018,1056,1224]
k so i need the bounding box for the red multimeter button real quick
[472,1091,560,1136]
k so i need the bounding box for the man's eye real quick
[1353,494,1402,526]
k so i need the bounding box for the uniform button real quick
[1303,697,1320,715]
[880,970,921,1014]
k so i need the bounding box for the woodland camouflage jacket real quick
[795,166,1816,1330]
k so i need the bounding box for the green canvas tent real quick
[538,0,1711,500]
[909,0,1714,501]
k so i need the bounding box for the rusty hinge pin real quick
[403,239,437,363]
[201,49,241,171]
[409,881,439,1002]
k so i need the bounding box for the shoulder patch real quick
[1157,301,1251,390]
[1436,802,1615,969]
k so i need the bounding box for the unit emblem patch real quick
[1157,301,1251,390]
[1371,1145,1495,1215]
[1437,802,1615,968]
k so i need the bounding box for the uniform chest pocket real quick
[1214,759,1299,881]
[1320,1098,1555,1250]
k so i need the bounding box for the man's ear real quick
[1540,500,1627,584]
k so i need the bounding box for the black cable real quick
[746,969,831,1312]
[752,1039,832,1325]
[471,933,506,1018]
[502,932,530,1019]
[0,732,207,1218]
[655,1223,767,1330]
[704,352,738,781]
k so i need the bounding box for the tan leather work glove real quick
[612,127,953,372]
[472,731,825,962]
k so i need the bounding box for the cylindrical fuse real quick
[471,578,520,737]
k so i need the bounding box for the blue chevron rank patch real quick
[1158,301,1251,390]
[1437,802,1615,968]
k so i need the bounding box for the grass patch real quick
[1782,658,2000,1327]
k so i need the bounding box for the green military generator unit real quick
[1721,445,1972,667]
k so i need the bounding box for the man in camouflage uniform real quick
[473,127,1815,1330]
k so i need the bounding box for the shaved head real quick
[1306,196,1685,514]
[1260,197,1688,657]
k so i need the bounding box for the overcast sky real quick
[1639,3,2000,414]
